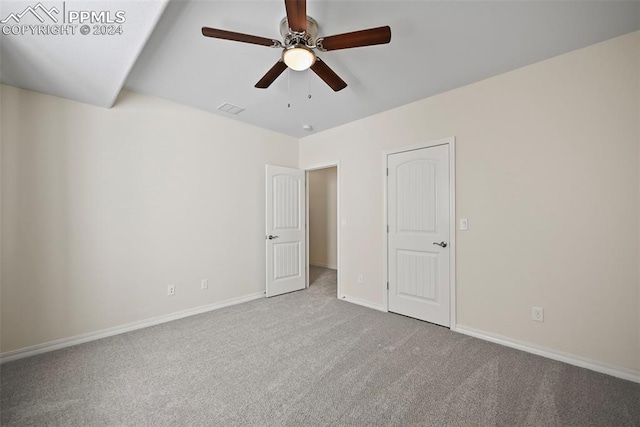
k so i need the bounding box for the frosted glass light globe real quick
[283,45,316,71]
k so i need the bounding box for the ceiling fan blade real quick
[310,58,347,92]
[285,0,307,33]
[255,61,288,89]
[318,26,391,51]
[202,27,277,47]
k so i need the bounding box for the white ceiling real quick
[2,1,639,137]
[0,0,168,107]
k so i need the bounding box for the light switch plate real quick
[460,218,469,230]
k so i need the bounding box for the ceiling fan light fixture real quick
[282,44,316,71]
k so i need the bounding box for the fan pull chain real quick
[287,69,291,108]
[307,70,312,99]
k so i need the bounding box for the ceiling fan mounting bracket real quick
[315,38,326,52]
[279,16,318,47]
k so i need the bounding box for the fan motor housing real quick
[279,16,318,47]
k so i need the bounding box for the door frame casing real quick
[305,161,341,299]
[383,137,456,328]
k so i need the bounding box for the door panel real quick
[388,145,450,326]
[266,165,306,297]
[273,241,301,280]
[272,175,300,229]
[397,249,438,301]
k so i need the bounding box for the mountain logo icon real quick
[1,2,60,24]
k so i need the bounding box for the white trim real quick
[454,325,640,384]
[309,262,338,270]
[449,140,457,328]
[0,292,264,364]
[304,161,340,172]
[340,295,387,312]
[304,162,341,299]
[305,172,310,289]
[382,152,389,311]
[382,137,457,328]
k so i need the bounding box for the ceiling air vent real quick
[217,102,245,115]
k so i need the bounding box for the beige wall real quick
[2,32,639,374]
[299,32,640,371]
[308,167,337,269]
[0,86,298,353]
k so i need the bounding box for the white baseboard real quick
[453,324,640,384]
[310,262,337,270]
[0,292,265,364]
[340,295,387,312]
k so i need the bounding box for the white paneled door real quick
[388,145,451,326]
[265,165,306,297]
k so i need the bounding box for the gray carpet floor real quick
[1,266,639,426]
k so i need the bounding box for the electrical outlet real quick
[357,274,363,284]
[201,279,208,290]
[532,307,544,322]
[167,285,175,296]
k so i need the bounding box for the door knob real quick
[267,235,279,240]
[433,241,447,248]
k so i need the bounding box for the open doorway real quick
[306,165,340,298]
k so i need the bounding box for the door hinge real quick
[387,225,389,233]
[386,168,389,176]
[387,281,389,290]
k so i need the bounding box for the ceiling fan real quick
[201,0,391,92]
